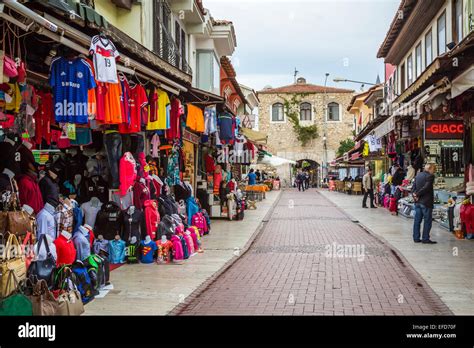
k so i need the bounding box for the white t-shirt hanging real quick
[90,35,120,83]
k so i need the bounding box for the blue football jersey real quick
[49,57,96,124]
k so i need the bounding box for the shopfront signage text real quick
[424,120,464,140]
[183,130,200,144]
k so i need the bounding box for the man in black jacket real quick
[412,163,437,244]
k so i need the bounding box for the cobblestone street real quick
[174,189,452,315]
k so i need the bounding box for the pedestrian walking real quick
[412,163,437,244]
[247,169,257,185]
[296,171,305,192]
[255,169,261,183]
[304,172,310,189]
[362,168,376,208]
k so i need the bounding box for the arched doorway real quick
[295,159,320,188]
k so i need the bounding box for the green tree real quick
[280,94,319,146]
[337,138,355,157]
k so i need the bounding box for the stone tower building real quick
[257,77,354,184]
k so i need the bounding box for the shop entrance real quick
[295,159,320,188]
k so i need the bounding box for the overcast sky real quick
[206,0,400,91]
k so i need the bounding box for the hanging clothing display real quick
[146,89,170,130]
[119,152,137,196]
[186,104,205,133]
[218,112,235,144]
[118,84,148,133]
[204,105,217,135]
[89,35,120,84]
[49,57,96,124]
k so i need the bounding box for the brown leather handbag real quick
[0,179,35,240]
[29,279,59,316]
[0,234,26,298]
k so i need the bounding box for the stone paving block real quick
[177,189,452,316]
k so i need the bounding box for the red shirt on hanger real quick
[118,84,148,134]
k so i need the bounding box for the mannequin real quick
[156,235,173,264]
[108,235,126,264]
[144,199,159,240]
[93,234,109,255]
[122,204,146,241]
[170,234,184,262]
[126,236,139,264]
[73,225,91,261]
[54,230,77,266]
[184,229,196,256]
[83,223,95,247]
[36,199,59,240]
[140,235,157,264]
[57,198,74,233]
[39,167,60,205]
[81,196,103,227]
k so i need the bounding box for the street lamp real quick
[333,77,377,85]
[322,73,329,187]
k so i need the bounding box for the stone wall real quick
[257,91,354,184]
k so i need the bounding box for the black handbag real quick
[27,235,56,287]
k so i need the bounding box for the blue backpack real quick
[71,261,94,304]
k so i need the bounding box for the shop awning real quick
[183,87,224,104]
[259,155,296,167]
[241,127,267,144]
[451,65,474,99]
[373,115,395,139]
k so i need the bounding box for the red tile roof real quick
[258,83,354,94]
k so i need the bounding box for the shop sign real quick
[183,129,200,144]
[424,120,463,140]
[374,116,395,139]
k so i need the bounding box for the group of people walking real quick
[362,163,437,244]
[295,170,310,192]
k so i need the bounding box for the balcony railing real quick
[153,20,192,75]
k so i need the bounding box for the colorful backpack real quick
[71,261,94,304]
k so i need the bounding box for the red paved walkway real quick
[175,189,451,315]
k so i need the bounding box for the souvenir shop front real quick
[0,5,248,315]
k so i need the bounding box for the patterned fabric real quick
[57,202,74,234]
[166,148,180,186]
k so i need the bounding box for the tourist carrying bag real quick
[0,233,26,298]
[29,279,58,316]
[0,272,33,316]
[28,234,56,286]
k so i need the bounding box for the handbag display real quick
[0,234,26,298]
[57,289,84,316]
[21,231,35,271]
[29,279,58,316]
[0,272,33,316]
[0,178,35,240]
[27,234,56,286]
[2,23,18,78]
[54,267,84,316]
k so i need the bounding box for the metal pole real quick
[322,73,329,186]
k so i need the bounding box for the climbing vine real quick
[280,93,319,146]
